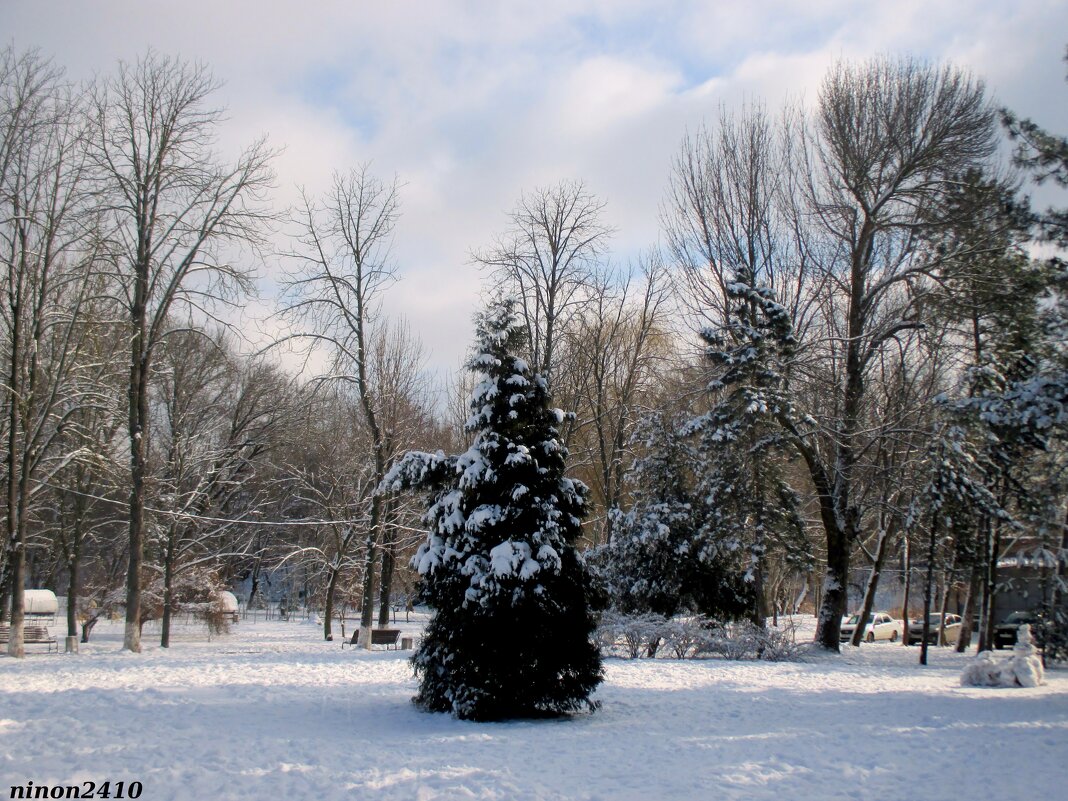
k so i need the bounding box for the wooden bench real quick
[0,624,58,653]
[341,628,403,650]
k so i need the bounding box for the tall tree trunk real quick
[957,566,979,652]
[358,494,382,646]
[160,544,175,648]
[378,539,396,626]
[4,241,25,662]
[851,519,896,646]
[796,441,849,650]
[323,561,341,641]
[247,558,261,610]
[901,535,913,646]
[0,565,11,623]
[6,443,32,659]
[816,519,850,650]
[814,237,868,652]
[750,466,768,628]
[66,542,80,640]
[6,544,24,658]
[920,517,940,666]
[124,289,149,653]
[977,515,998,652]
[936,556,957,647]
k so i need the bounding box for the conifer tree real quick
[907,425,1009,664]
[383,299,603,720]
[595,411,752,620]
[685,274,809,625]
[1001,46,1068,248]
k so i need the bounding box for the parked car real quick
[906,613,961,646]
[994,611,1038,649]
[840,612,901,643]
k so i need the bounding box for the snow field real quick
[2,617,1067,801]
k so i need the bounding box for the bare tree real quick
[273,386,373,641]
[665,103,823,340]
[474,180,611,385]
[794,57,997,649]
[367,318,434,625]
[280,166,404,647]
[87,52,274,651]
[566,256,673,544]
[50,303,127,650]
[0,47,98,657]
[152,329,287,647]
[846,332,943,646]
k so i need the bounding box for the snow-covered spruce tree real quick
[382,299,602,720]
[907,424,1010,665]
[592,410,752,620]
[685,273,810,626]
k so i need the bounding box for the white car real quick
[840,611,901,643]
[907,613,962,646]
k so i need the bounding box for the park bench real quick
[341,627,403,650]
[0,624,58,653]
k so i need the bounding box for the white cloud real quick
[4,0,1067,385]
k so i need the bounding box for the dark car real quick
[994,611,1038,649]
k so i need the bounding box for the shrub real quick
[595,611,805,661]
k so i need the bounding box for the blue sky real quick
[4,0,1067,380]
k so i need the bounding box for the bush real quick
[595,611,805,661]
[698,619,805,662]
[596,611,669,658]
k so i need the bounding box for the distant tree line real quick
[2,45,1065,666]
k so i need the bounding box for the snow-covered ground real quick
[2,615,1066,801]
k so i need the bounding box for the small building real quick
[24,589,58,624]
[217,591,239,622]
[994,554,1066,623]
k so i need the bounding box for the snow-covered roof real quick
[217,591,239,613]
[24,589,58,615]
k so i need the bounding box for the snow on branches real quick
[381,298,602,720]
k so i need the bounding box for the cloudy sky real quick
[4,0,1067,381]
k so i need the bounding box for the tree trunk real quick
[901,535,913,646]
[247,558,261,610]
[816,522,850,650]
[920,517,939,666]
[750,473,768,628]
[851,520,896,646]
[813,244,867,652]
[0,565,11,623]
[793,431,851,651]
[378,539,396,626]
[956,566,979,652]
[977,516,998,652]
[323,561,341,641]
[812,571,821,619]
[81,615,98,643]
[358,494,383,648]
[66,547,80,640]
[6,439,31,659]
[6,545,25,658]
[124,246,150,653]
[5,253,25,659]
[161,548,174,648]
[936,557,956,647]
